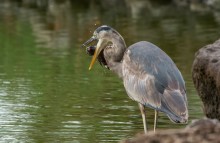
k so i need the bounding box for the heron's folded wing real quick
[122,60,162,109]
[122,41,187,112]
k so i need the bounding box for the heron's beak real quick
[82,36,97,48]
[89,39,106,70]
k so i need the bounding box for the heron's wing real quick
[122,41,187,121]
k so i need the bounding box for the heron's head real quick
[82,25,119,70]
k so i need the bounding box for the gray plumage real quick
[123,41,187,123]
[82,25,188,133]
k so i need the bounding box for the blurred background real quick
[0,0,220,142]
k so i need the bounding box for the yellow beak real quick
[89,47,99,70]
[89,39,106,70]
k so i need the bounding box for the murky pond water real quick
[0,1,220,143]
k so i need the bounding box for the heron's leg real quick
[138,103,147,134]
[153,110,159,132]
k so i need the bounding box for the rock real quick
[121,118,220,143]
[192,39,220,120]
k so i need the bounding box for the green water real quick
[0,1,219,143]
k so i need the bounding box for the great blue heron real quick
[82,25,188,133]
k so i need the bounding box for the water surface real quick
[0,1,220,143]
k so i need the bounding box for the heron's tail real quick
[161,89,188,123]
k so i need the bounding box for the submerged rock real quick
[121,118,220,143]
[192,39,220,120]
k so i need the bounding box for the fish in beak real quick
[82,37,108,70]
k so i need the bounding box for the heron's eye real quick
[93,31,98,36]
[92,33,97,39]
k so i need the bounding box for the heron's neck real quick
[104,34,126,78]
